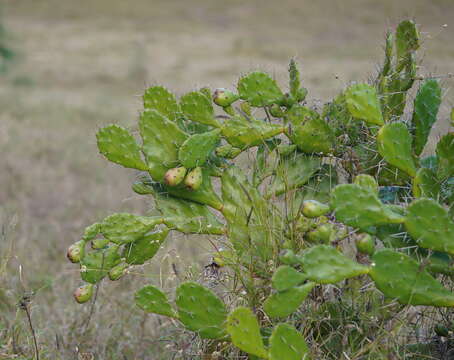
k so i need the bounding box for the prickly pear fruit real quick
[356,233,375,256]
[302,200,330,218]
[67,240,85,263]
[213,88,239,107]
[108,262,129,281]
[74,284,94,304]
[184,167,203,191]
[164,167,187,186]
[269,104,285,117]
[296,87,308,102]
[307,223,335,244]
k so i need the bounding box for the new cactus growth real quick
[70,19,454,359]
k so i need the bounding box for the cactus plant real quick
[69,19,454,359]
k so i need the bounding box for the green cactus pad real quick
[135,285,177,318]
[82,223,101,241]
[267,154,321,198]
[123,228,169,265]
[331,184,405,230]
[226,307,268,359]
[264,282,315,319]
[180,91,220,128]
[272,266,307,291]
[96,125,148,171]
[101,213,163,244]
[139,109,188,181]
[143,86,180,122]
[285,106,335,154]
[178,129,221,168]
[176,282,227,339]
[412,79,441,155]
[299,245,370,284]
[436,133,454,180]
[405,198,454,254]
[377,122,417,177]
[154,192,224,235]
[354,174,379,195]
[80,244,121,284]
[345,83,384,126]
[269,323,311,360]
[412,168,440,199]
[370,249,454,306]
[237,71,284,107]
[221,115,284,150]
[395,20,420,62]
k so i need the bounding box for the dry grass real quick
[0,0,453,358]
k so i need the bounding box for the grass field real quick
[1,0,453,358]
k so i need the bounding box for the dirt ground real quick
[1,0,453,358]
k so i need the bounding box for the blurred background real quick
[0,0,453,359]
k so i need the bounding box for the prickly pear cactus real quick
[70,19,454,359]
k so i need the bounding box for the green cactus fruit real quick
[405,198,454,255]
[154,192,224,235]
[356,234,375,256]
[215,144,242,159]
[167,168,223,210]
[143,86,180,122]
[307,223,335,244]
[377,122,417,177]
[123,228,169,265]
[91,238,109,249]
[96,125,148,171]
[264,282,315,319]
[226,307,268,359]
[212,88,239,107]
[221,115,284,150]
[331,184,405,230]
[412,79,441,155]
[269,104,285,118]
[240,101,252,116]
[184,167,203,191]
[285,106,335,154]
[132,173,154,195]
[395,20,419,63]
[296,87,308,102]
[180,91,220,128]
[269,323,311,360]
[176,282,227,339]
[272,266,307,291]
[299,245,370,284]
[436,132,454,180]
[101,213,163,244]
[279,249,300,266]
[108,262,129,281]
[73,284,94,304]
[345,83,384,126]
[412,168,440,199]
[301,200,330,218]
[237,71,284,107]
[135,285,177,318]
[178,129,221,168]
[80,244,121,284]
[267,154,321,198]
[67,240,85,263]
[164,167,187,186]
[370,249,454,306]
[139,109,188,181]
[354,174,378,195]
